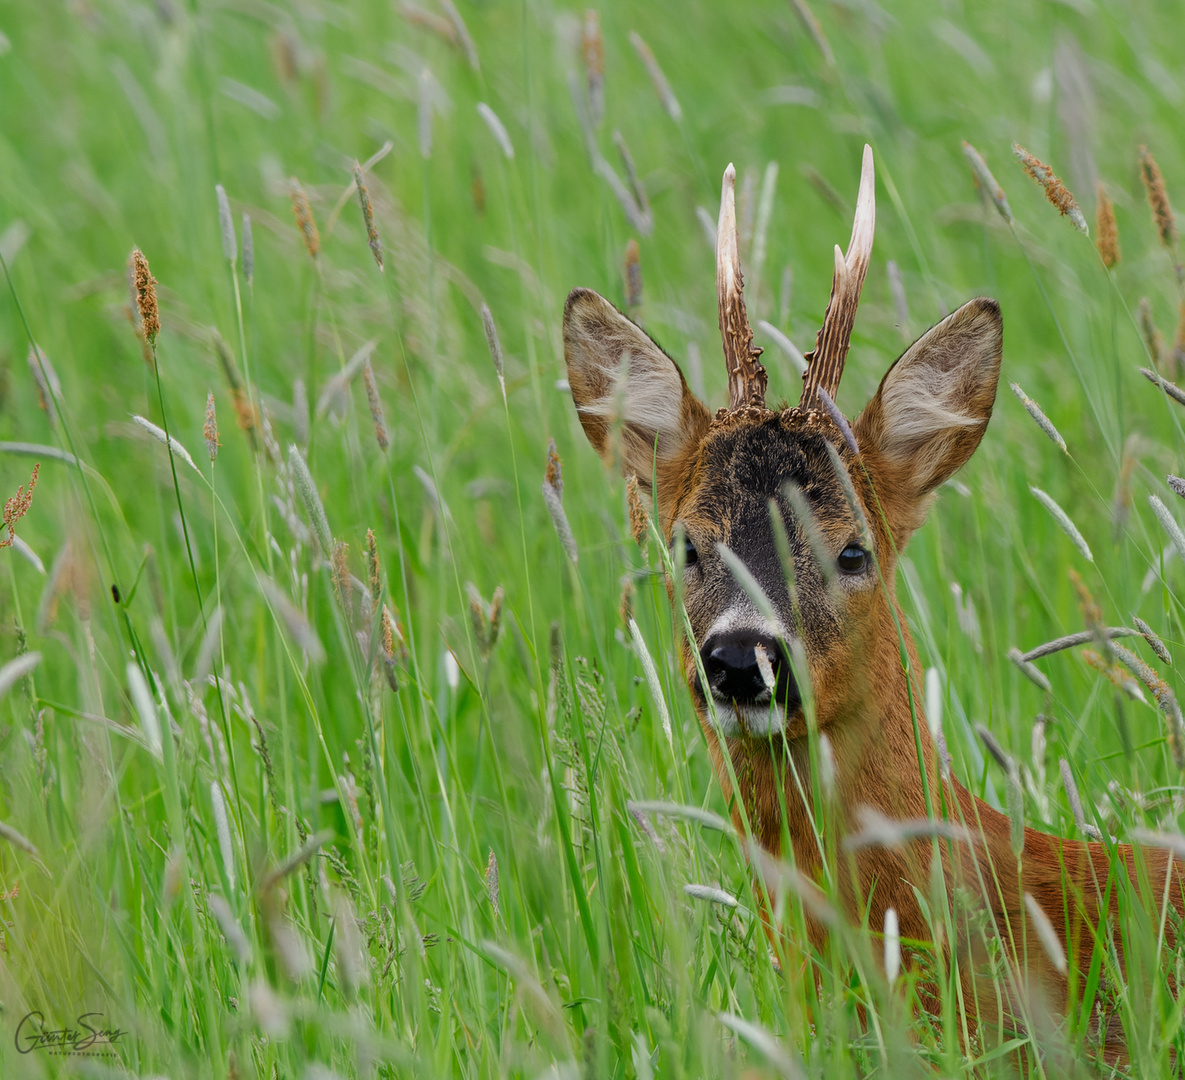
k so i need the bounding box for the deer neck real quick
[715,593,934,845]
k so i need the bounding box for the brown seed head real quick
[1139,145,1177,249]
[381,606,395,660]
[353,162,383,272]
[489,584,503,637]
[398,3,457,43]
[366,529,381,600]
[231,387,257,436]
[624,239,642,310]
[625,474,649,550]
[618,574,634,628]
[1,463,39,549]
[545,438,563,496]
[204,392,220,462]
[1095,182,1120,269]
[1069,568,1104,649]
[581,10,604,126]
[1081,648,1137,696]
[289,178,321,258]
[131,248,160,344]
[1013,144,1088,233]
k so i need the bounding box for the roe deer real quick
[563,146,1183,1060]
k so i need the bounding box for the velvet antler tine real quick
[800,144,876,411]
[717,163,767,411]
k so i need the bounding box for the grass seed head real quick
[1023,893,1067,974]
[476,103,514,159]
[1030,486,1093,562]
[418,66,433,159]
[1058,758,1087,834]
[544,438,563,496]
[362,360,389,451]
[204,391,220,462]
[543,440,577,564]
[289,445,333,557]
[1113,641,1185,766]
[1013,143,1088,234]
[1095,182,1120,268]
[629,31,681,122]
[215,184,236,263]
[1069,568,1104,648]
[1112,434,1139,538]
[366,528,381,599]
[378,606,399,692]
[617,573,634,627]
[1133,614,1172,665]
[289,178,320,258]
[626,474,649,550]
[581,10,604,127]
[1138,297,1164,367]
[624,238,642,310]
[293,378,309,446]
[1139,145,1177,249]
[440,0,479,70]
[1082,648,1145,703]
[210,780,236,887]
[242,214,254,283]
[353,162,383,272]
[962,140,1012,223]
[1010,382,1067,453]
[480,303,505,389]
[485,849,500,921]
[332,541,351,611]
[817,388,860,456]
[26,345,59,422]
[131,248,160,343]
[883,907,900,984]
[398,2,457,43]
[1,463,39,549]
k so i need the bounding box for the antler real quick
[799,144,876,410]
[717,164,767,411]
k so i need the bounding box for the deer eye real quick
[837,544,867,574]
[683,536,699,566]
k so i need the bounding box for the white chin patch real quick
[708,699,784,738]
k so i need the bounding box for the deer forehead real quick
[675,414,864,547]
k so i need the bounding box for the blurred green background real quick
[0,0,1183,1075]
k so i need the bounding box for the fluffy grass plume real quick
[1013,143,1089,233]
[1140,144,1178,249]
[1095,182,1120,267]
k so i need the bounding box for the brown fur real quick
[563,288,1184,1062]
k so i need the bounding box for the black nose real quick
[699,632,800,711]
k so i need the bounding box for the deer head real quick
[564,147,1003,748]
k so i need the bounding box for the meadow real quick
[0,0,1183,1075]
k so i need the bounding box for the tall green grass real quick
[0,0,1183,1075]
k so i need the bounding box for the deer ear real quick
[852,297,1002,541]
[563,288,710,489]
